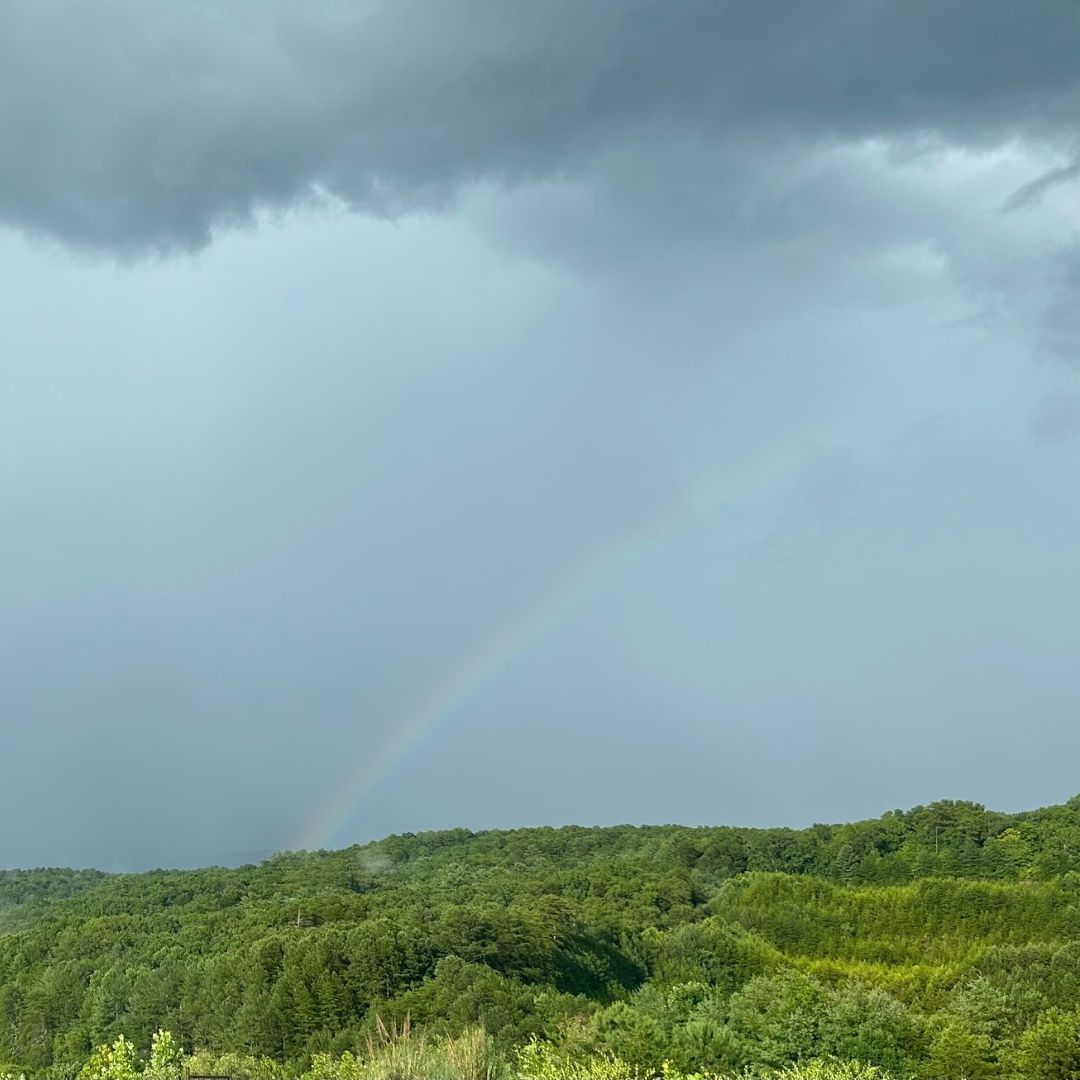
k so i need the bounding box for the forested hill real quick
[0,869,108,912]
[5,796,1080,1078]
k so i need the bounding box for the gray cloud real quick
[1031,391,1080,444]
[3,0,1080,255]
[1003,157,1080,211]
[799,451,866,529]
[7,4,1080,869]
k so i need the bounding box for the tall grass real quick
[360,1021,504,1080]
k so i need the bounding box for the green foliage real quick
[816,982,924,1075]
[5,799,1080,1077]
[727,972,829,1068]
[301,1053,364,1080]
[923,1021,996,1080]
[516,1041,639,1080]
[1009,1008,1080,1080]
[77,1037,138,1080]
[143,1032,182,1080]
[183,1051,287,1080]
[749,1064,893,1080]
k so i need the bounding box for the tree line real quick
[3,797,1080,1077]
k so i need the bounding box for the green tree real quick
[145,1030,184,1080]
[727,971,829,1068]
[1011,1009,1080,1080]
[78,1036,139,1080]
[923,1022,995,1080]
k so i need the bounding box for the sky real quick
[3,1,1080,870]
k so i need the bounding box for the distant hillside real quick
[0,868,109,910]
[4,796,1080,1078]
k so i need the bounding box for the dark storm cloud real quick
[3,0,1080,254]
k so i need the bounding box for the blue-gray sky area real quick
[3,1,1080,870]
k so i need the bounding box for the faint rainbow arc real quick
[294,485,700,852]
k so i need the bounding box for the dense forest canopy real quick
[5,796,1080,1079]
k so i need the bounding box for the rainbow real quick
[294,476,708,852]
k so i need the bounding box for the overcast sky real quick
[3,1,1080,870]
